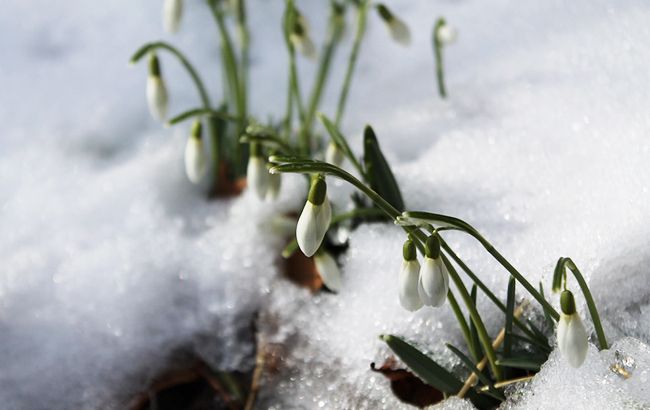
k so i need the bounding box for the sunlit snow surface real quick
[2,0,650,409]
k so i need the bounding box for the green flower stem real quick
[401,211,560,321]
[209,3,248,174]
[290,52,307,151]
[302,7,345,139]
[130,42,212,107]
[442,253,502,380]
[439,237,542,342]
[447,290,480,363]
[129,42,221,189]
[239,134,296,156]
[167,107,241,126]
[433,18,447,99]
[330,207,386,225]
[554,258,608,350]
[335,0,369,127]
[270,159,501,379]
[235,0,249,126]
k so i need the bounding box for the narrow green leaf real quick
[539,282,555,330]
[469,285,481,363]
[552,257,565,293]
[446,344,505,401]
[363,126,405,211]
[319,113,364,176]
[381,335,462,393]
[381,335,498,409]
[167,107,240,126]
[510,334,551,353]
[496,358,541,371]
[504,277,516,359]
[281,239,299,259]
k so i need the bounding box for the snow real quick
[2,0,650,409]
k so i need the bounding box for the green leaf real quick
[281,239,299,259]
[381,335,462,393]
[509,333,551,353]
[496,357,542,371]
[381,335,498,409]
[363,126,405,212]
[539,282,555,331]
[504,277,516,359]
[445,344,504,401]
[167,107,240,126]
[319,114,364,176]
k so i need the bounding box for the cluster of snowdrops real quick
[131,0,608,407]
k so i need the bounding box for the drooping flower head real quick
[184,120,207,184]
[557,289,589,368]
[146,53,169,121]
[246,143,269,200]
[163,0,184,34]
[418,234,449,307]
[314,250,342,292]
[398,239,423,311]
[296,175,331,257]
[376,4,411,46]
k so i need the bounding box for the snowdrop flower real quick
[557,290,589,368]
[246,143,269,200]
[436,22,457,45]
[314,251,342,292]
[398,239,423,312]
[325,141,344,167]
[296,176,331,257]
[163,0,183,34]
[146,53,168,121]
[184,120,207,184]
[265,166,282,201]
[418,234,449,307]
[376,4,411,46]
[289,13,317,59]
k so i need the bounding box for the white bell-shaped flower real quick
[163,0,183,34]
[418,235,449,307]
[436,23,457,45]
[146,53,168,121]
[246,145,269,200]
[398,239,423,311]
[376,4,411,46]
[325,141,344,167]
[296,176,331,257]
[557,290,589,368]
[289,14,317,59]
[184,121,207,184]
[314,251,342,292]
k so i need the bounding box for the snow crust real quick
[2,0,650,409]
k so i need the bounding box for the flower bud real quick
[436,22,457,45]
[376,4,410,46]
[557,290,589,368]
[418,235,448,307]
[289,13,317,59]
[325,141,344,167]
[184,120,207,184]
[399,240,422,311]
[163,0,183,34]
[296,176,331,257]
[146,53,168,121]
[314,251,342,292]
[246,143,269,200]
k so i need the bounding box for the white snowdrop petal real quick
[163,0,183,33]
[184,137,207,184]
[246,157,269,200]
[325,142,344,167]
[146,76,168,121]
[418,257,448,307]
[389,18,411,46]
[296,199,331,257]
[437,25,457,45]
[398,260,422,311]
[314,252,342,292]
[558,313,589,368]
